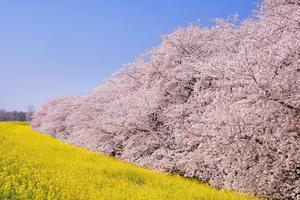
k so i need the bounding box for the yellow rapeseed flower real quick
[0,122,260,200]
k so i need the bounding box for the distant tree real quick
[0,109,27,121]
[26,105,35,122]
[0,109,8,121]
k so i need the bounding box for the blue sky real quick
[0,0,257,111]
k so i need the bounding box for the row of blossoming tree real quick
[32,0,300,199]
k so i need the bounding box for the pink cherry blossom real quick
[32,0,300,198]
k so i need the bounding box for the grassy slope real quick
[0,122,258,200]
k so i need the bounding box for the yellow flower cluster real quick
[0,122,258,200]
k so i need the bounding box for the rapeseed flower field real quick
[0,122,258,200]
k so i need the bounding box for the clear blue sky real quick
[0,0,257,111]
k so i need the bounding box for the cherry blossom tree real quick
[31,0,300,198]
[31,96,84,139]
